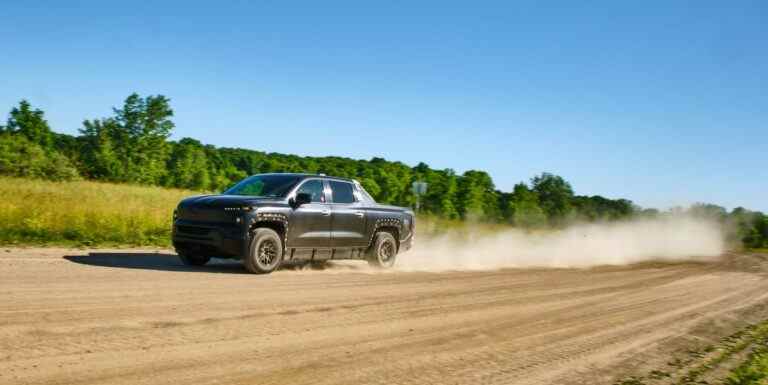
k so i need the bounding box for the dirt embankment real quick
[2,248,768,385]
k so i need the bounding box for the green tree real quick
[410,163,460,218]
[729,208,768,249]
[370,158,411,205]
[431,169,460,219]
[79,93,174,184]
[457,170,499,221]
[5,100,54,149]
[572,195,635,221]
[79,118,121,179]
[689,203,728,221]
[531,172,574,225]
[756,214,768,248]
[508,183,547,228]
[164,138,211,190]
[0,134,79,181]
[116,93,174,184]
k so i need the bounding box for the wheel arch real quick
[249,219,287,250]
[368,218,401,251]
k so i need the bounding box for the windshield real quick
[223,175,302,197]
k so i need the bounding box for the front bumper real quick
[172,220,248,258]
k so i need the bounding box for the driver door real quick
[286,179,331,249]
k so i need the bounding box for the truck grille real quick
[176,225,210,236]
[177,207,231,222]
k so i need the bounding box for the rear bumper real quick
[172,220,248,259]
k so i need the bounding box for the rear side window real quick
[329,181,356,204]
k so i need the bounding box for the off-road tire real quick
[367,231,398,269]
[177,252,211,266]
[244,228,284,274]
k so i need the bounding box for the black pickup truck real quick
[172,173,414,273]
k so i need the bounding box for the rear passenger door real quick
[328,180,368,248]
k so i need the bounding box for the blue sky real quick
[1,1,766,211]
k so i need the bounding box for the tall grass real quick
[0,177,507,247]
[0,177,198,247]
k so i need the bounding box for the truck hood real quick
[178,195,283,209]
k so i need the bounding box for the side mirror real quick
[292,192,312,208]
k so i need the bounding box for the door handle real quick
[355,211,365,218]
[321,209,331,216]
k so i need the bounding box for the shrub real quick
[0,134,80,181]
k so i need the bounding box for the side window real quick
[295,180,325,203]
[329,181,356,204]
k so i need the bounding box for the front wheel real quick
[244,228,284,274]
[367,231,398,269]
[177,252,211,266]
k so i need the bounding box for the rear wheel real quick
[177,252,210,266]
[367,231,398,269]
[244,228,284,274]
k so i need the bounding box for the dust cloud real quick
[397,216,724,272]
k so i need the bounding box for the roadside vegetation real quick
[0,95,766,248]
[0,177,485,247]
[0,177,194,247]
[727,341,768,385]
[615,319,768,385]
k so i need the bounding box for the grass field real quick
[0,177,490,247]
[4,176,748,252]
[0,177,197,247]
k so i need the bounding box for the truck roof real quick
[255,173,357,184]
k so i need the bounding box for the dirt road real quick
[2,248,768,385]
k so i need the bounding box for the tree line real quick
[0,94,765,248]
